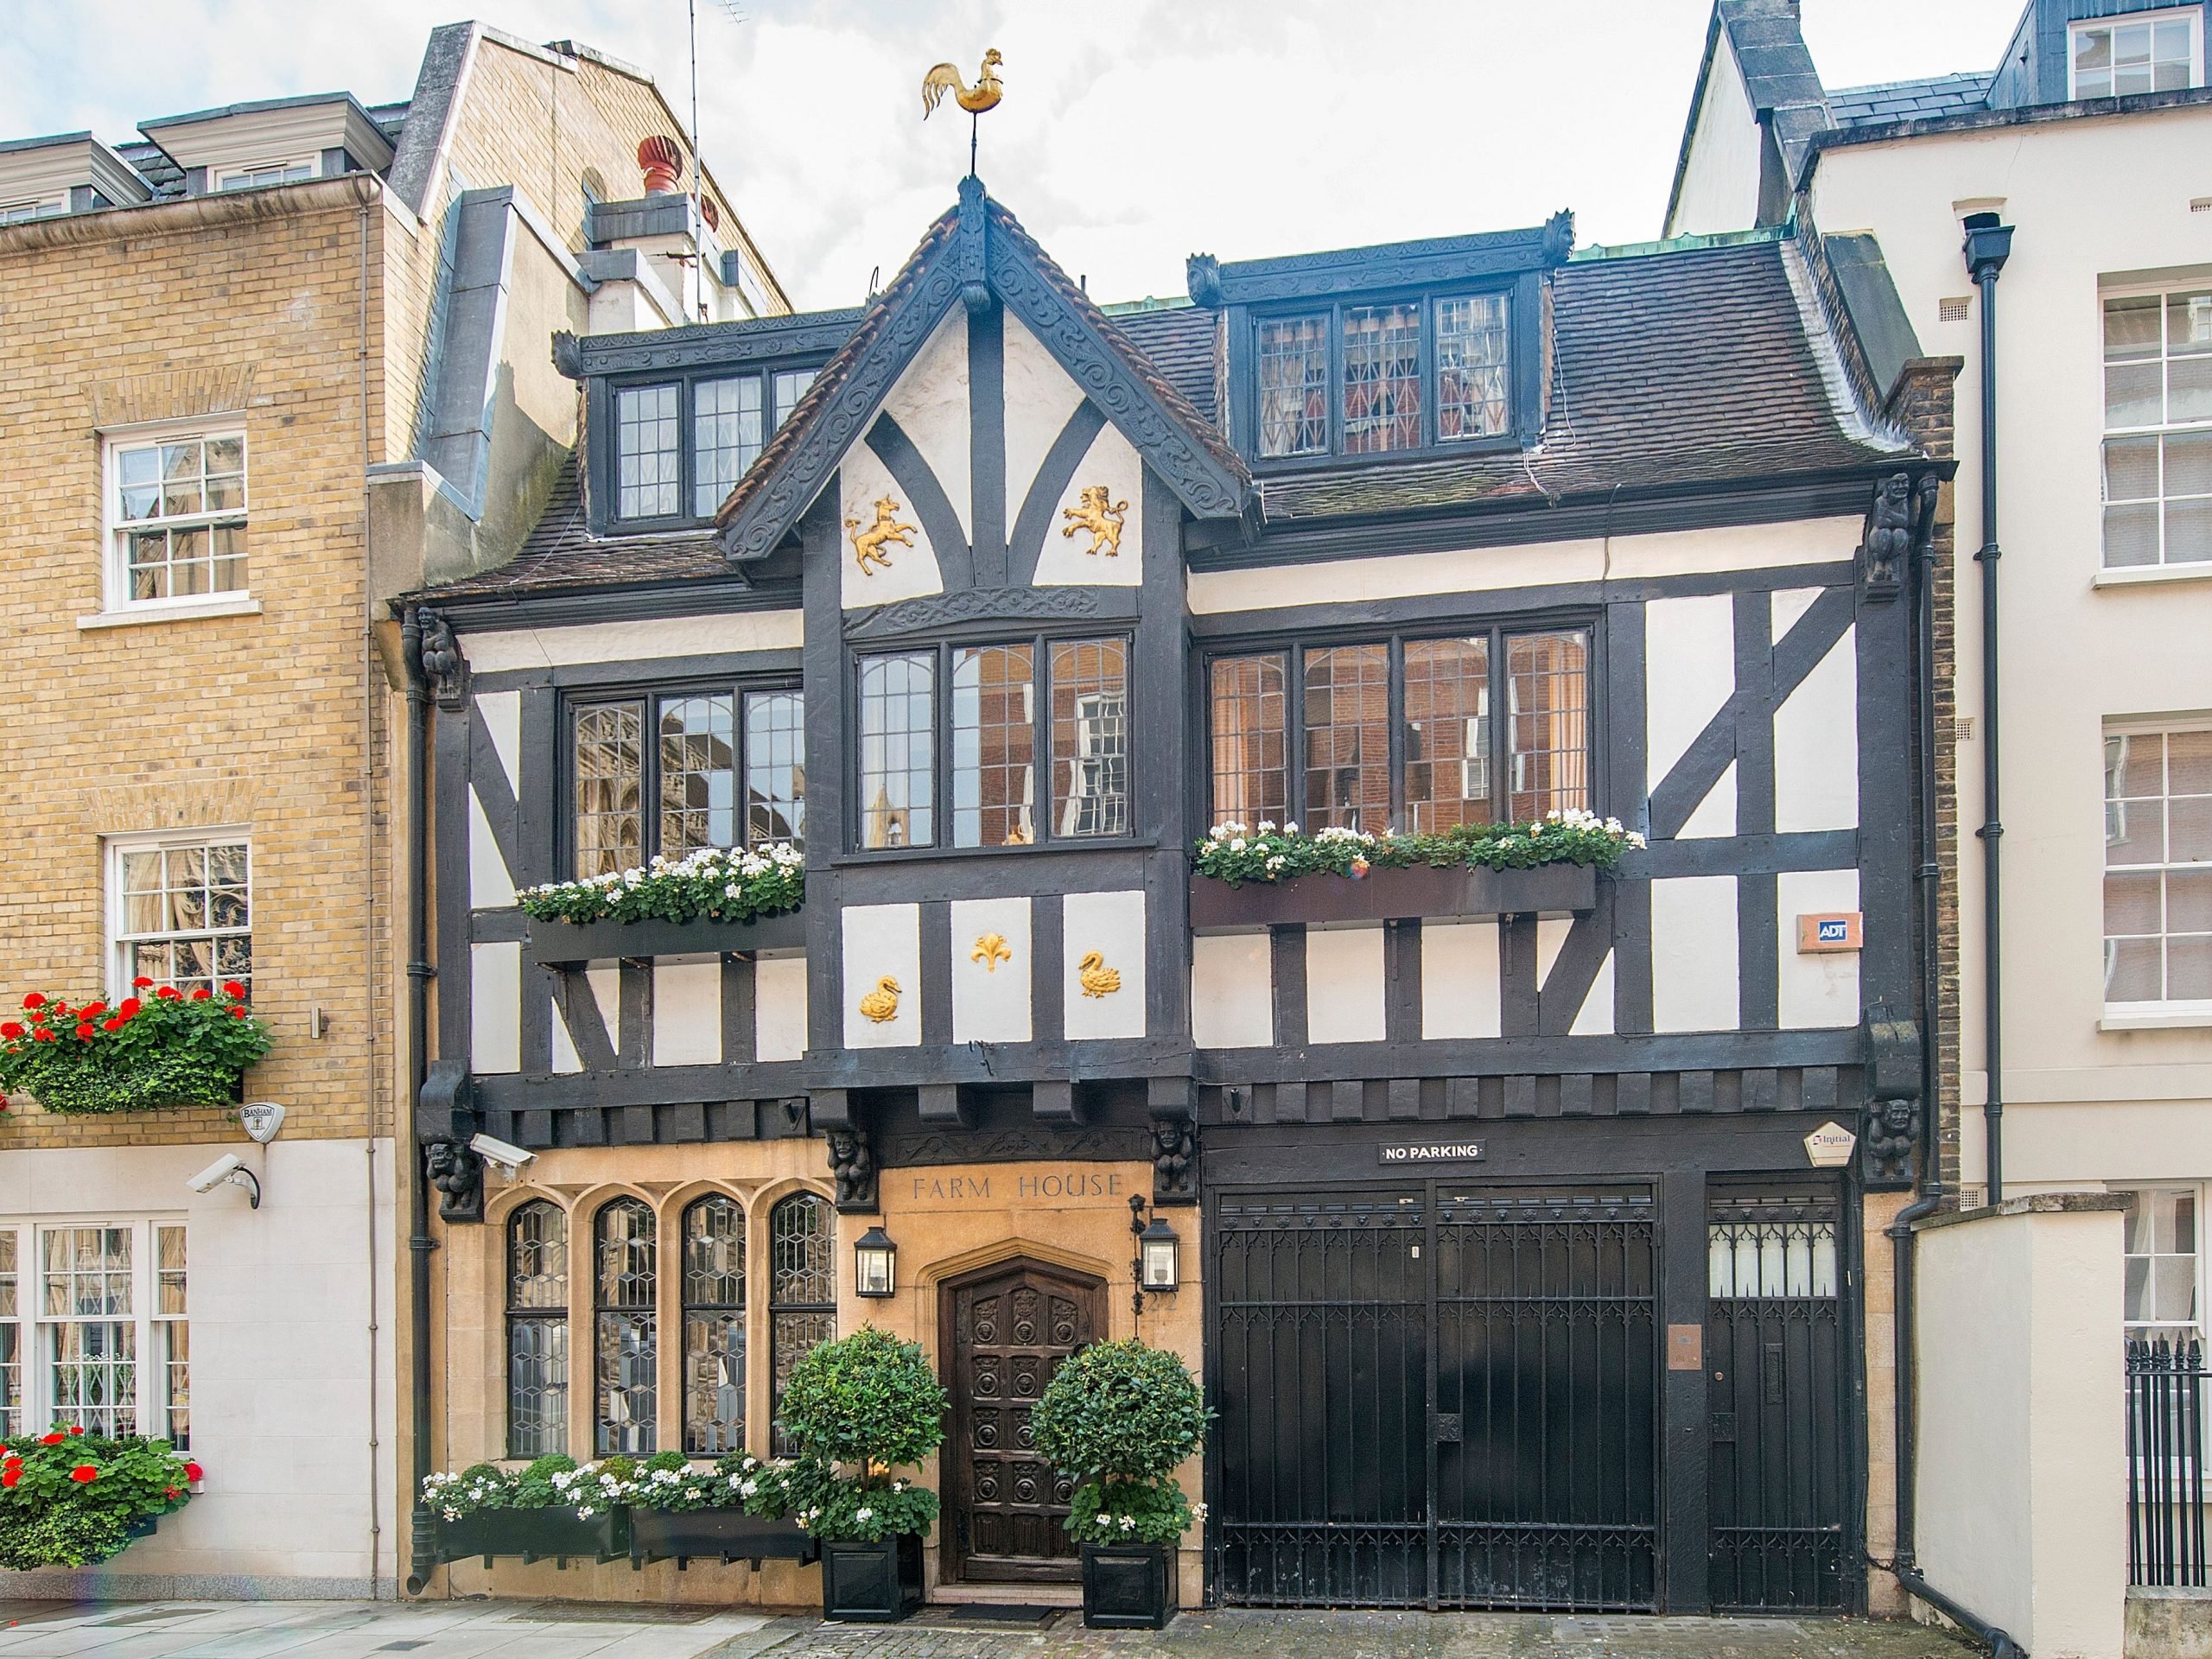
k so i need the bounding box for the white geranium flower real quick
[855,1507,874,1523]
[1096,1512,1113,1526]
[1229,837,1247,852]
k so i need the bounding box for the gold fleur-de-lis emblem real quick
[971,933,1013,973]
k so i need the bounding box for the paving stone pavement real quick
[0,1602,1978,1659]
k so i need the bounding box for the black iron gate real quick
[2127,1336,2209,1587]
[1213,1185,1659,1610]
[1704,1190,1851,1611]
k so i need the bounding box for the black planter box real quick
[1082,1542,1174,1630]
[630,1507,820,1568]
[527,908,805,965]
[821,1533,924,1622]
[435,1506,629,1567]
[1188,861,1597,930]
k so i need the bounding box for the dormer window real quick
[215,157,319,191]
[2069,9,2202,99]
[1254,290,1512,461]
[609,368,818,524]
[0,196,65,225]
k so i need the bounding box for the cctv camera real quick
[186,1154,261,1208]
[468,1133,536,1179]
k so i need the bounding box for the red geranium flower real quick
[165,1485,181,1500]
[229,1007,246,1019]
[101,1018,121,1033]
[190,988,211,1001]
[0,1022,21,1039]
[118,997,141,1018]
[39,1432,65,1446]
[67,1426,82,1436]
[1,1469,17,1490]
[131,976,154,989]
[183,1461,205,1483]
[68,1465,97,1484]
[73,1022,95,1039]
[21,993,43,1010]
[156,987,181,1001]
[32,1028,54,1043]
[81,1001,105,1018]
[221,981,245,1000]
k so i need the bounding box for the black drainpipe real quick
[1964,211,2013,1205]
[400,606,439,1596]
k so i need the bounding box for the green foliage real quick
[1192,810,1645,887]
[1065,1474,1198,1548]
[1030,1339,1208,1484]
[718,1452,833,1519]
[518,844,804,926]
[422,1454,631,1521]
[795,1475,938,1543]
[0,982,271,1116]
[777,1327,947,1484]
[0,1427,196,1570]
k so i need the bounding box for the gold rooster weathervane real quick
[922,48,1004,177]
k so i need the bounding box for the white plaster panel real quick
[467,788,516,909]
[1191,932,1271,1048]
[474,690,520,791]
[1421,919,1502,1040]
[1650,875,1740,1033]
[1770,585,1824,643]
[839,440,944,610]
[1773,627,1859,832]
[1001,307,1089,532]
[461,610,804,673]
[1777,868,1862,1030]
[1572,951,1617,1037]
[1677,761,1738,840]
[652,957,722,1068]
[587,964,622,1058]
[1535,917,1573,986]
[550,1001,582,1073]
[1670,31,1764,236]
[1062,889,1147,1041]
[880,308,972,543]
[1185,518,1863,614]
[843,903,921,1048]
[1306,925,1386,1045]
[1646,593,1736,794]
[951,896,1032,1044]
[470,941,522,1074]
[1032,423,1144,588]
[753,952,808,1063]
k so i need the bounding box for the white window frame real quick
[213,156,320,192]
[0,195,66,225]
[2101,276,2212,573]
[0,1219,188,1445]
[2103,720,2212,1020]
[104,829,253,1003]
[2120,1184,2204,1345]
[100,420,251,614]
[2069,7,2204,99]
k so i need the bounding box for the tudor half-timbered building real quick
[401,175,1955,1618]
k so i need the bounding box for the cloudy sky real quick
[9,0,2024,311]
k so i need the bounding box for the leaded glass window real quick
[616,385,681,519]
[1341,303,1421,454]
[1404,637,1491,832]
[111,432,247,604]
[952,644,1035,849]
[594,1198,657,1454]
[693,377,764,517]
[768,1193,835,1456]
[1050,639,1128,838]
[774,369,817,426]
[0,1232,18,1437]
[2104,728,2212,1006]
[43,1227,135,1436]
[2103,287,2212,569]
[573,702,645,878]
[746,690,806,845]
[1209,654,1288,829]
[1257,315,1329,458]
[683,1197,747,1454]
[113,836,251,998]
[660,694,737,856]
[859,652,935,849]
[1303,644,1391,832]
[1436,294,1511,442]
[507,1201,569,1458]
[1507,630,1591,821]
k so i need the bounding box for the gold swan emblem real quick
[857,976,901,1024]
[971,932,1014,972]
[1060,486,1128,556]
[845,496,916,575]
[1077,951,1122,999]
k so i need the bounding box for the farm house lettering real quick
[907,1169,1128,1203]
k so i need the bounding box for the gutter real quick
[398,608,439,1596]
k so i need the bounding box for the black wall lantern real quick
[1128,1195,1180,1314]
[855,1224,897,1298]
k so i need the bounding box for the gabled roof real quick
[712,177,1249,563]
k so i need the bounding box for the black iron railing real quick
[2127,1336,2208,1587]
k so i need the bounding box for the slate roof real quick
[1107,304,1218,423]
[1827,73,1994,128]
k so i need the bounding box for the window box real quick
[525,909,805,965]
[820,1532,925,1622]
[629,1507,820,1568]
[435,1504,630,1567]
[1188,860,1596,929]
[438,1507,627,1568]
[1081,1542,1175,1630]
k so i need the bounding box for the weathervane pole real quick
[921,48,1004,181]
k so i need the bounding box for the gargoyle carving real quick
[826,1128,879,1212]
[425,1139,484,1224]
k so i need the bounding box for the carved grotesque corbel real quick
[414,610,467,710]
[1152,1118,1198,1206]
[826,1127,880,1212]
[1861,1000,1924,1192]
[1861,472,1914,601]
[1862,1096,1920,1191]
[425,1139,485,1224]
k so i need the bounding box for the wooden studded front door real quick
[942,1259,1104,1582]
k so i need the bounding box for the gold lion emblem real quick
[846,496,917,575]
[1060,485,1128,557]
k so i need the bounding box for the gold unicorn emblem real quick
[846,496,917,576]
[971,933,1014,973]
[857,976,901,1024]
[1077,951,1122,999]
[1060,486,1128,557]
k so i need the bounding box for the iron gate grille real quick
[2127,1336,2209,1587]
[1705,1192,1849,1611]
[1212,1186,1658,1611]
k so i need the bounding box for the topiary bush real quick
[1030,1339,1210,1548]
[776,1327,948,1541]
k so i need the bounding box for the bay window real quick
[1208,626,1589,832]
[1254,289,1513,461]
